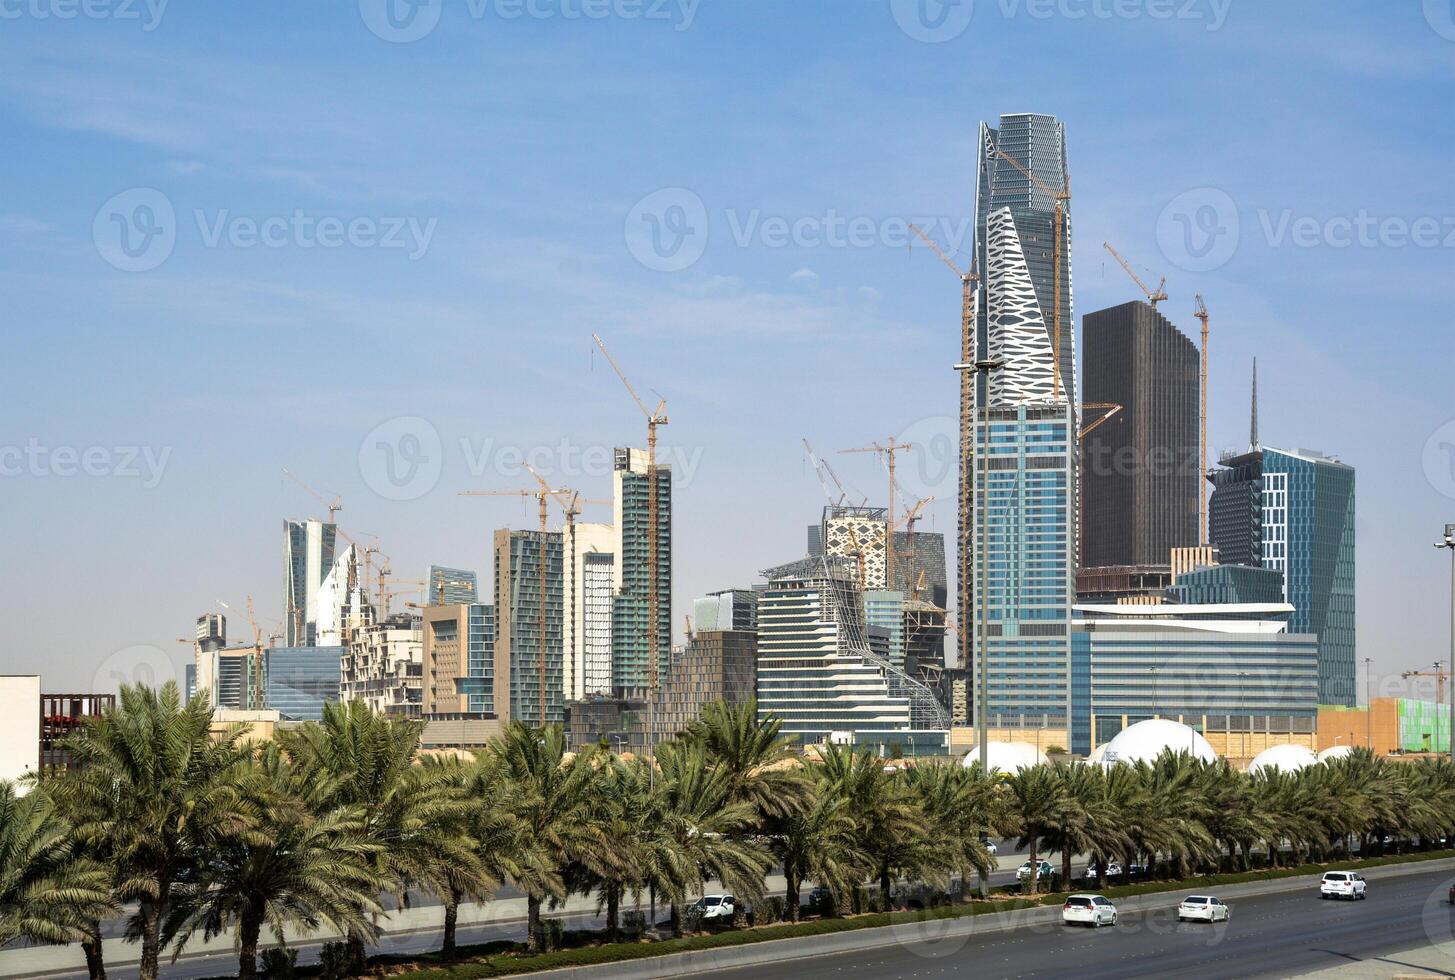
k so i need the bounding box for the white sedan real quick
[1177,895,1230,922]
[1062,894,1118,927]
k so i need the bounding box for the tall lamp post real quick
[1363,657,1373,750]
[1436,524,1455,763]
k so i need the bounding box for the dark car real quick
[1448,883,1455,904]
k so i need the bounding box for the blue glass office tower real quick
[264,646,343,722]
[966,112,1076,728]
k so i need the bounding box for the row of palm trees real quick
[3,681,1455,980]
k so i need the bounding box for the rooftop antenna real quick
[1250,358,1260,450]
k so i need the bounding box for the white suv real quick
[689,894,738,921]
[1062,894,1118,927]
[1320,872,1367,900]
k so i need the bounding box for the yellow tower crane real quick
[459,484,567,725]
[1102,241,1169,308]
[1194,294,1211,545]
[592,332,668,694]
[840,438,915,589]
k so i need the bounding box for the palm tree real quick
[653,742,772,935]
[571,753,650,942]
[162,744,386,979]
[818,744,928,910]
[1003,764,1070,894]
[47,682,250,980]
[902,762,1000,899]
[278,700,476,973]
[0,782,112,949]
[681,700,811,820]
[1044,762,1127,887]
[1141,752,1216,878]
[488,723,609,952]
[766,777,865,922]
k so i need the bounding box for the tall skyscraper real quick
[264,645,343,722]
[193,612,226,705]
[494,528,565,725]
[612,447,671,697]
[283,519,337,647]
[967,112,1077,727]
[562,521,614,702]
[1207,365,1357,705]
[1081,300,1201,568]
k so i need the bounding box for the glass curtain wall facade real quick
[283,519,337,647]
[612,448,672,696]
[264,646,343,722]
[494,529,565,725]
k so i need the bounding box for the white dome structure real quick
[1100,719,1217,766]
[961,741,1048,774]
[1087,743,1108,764]
[1247,743,1319,775]
[1317,745,1355,763]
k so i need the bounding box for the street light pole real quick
[1363,657,1373,750]
[1436,524,1455,763]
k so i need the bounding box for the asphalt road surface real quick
[717,867,1455,980]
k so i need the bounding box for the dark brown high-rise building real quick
[1081,300,1200,568]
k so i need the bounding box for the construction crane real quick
[1102,242,1168,308]
[377,579,426,616]
[282,468,343,523]
[1402,664,1449,714]
[1079,403,1124,440]
[987,142,1072,401]
[907,223,979,681]
[803,438,865,508]
[840,438,915,588]
[901,495,935,536]
[844,524,869,591]
[592,332,668,694]
[244,596,265,711]
[460,485,565,725]
[1194,294,1211,545]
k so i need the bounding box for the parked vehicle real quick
[1320,872,1367,900]
[1084,861,1123,879]
[1062,894,1118,927]
[1017,859,1055,881]
[1177,895,1230,922]
[689,894,739,921]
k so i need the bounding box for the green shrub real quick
[259,947,297,979]
[316,942,351,980]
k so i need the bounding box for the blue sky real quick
[3,1,1453,700]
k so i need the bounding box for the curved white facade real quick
[1317,745,1355,763]
[1100,719,1218,766]
[1248,743,1319,774]
[961,741,1049,774]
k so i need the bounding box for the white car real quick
[1320,872,1367,900]
[1063,894,1118,927]
[983,840,999,856]
[1178,895,1230,922]
[689,894,738,921]
[1084,862,1123,879]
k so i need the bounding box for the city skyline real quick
[4,3,1452,700]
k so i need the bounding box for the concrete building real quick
[562,521,614,702]
[653,628,757,739]
[427,565,479,605]
[340,612,423,717]
[420,602,500,717]
[1080,300,1201,569]
[494,528,565,725]
[283,518,337,647]
[1076,565,1173,604]
[40,693,114,774]
[1319,698,1453,756]
[612,447,672,696]
[192,612,227,706]
[0,676,41,788]
[821,505,890,590]
[1070,602,1320,757]
[216,646,263,710]
[754,557,912,743]
[264,646,342,722]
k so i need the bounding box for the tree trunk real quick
[670,902,682,938]
[81,920,107,980]
[879,864,892,911]
[238,908,263,980]
[785,867,800,923]
[346,929,367,975]
[442,890,459,958]
[526,893,542,953]
[1028,843,1039,895]
[137,900,162,980]
[1095,858,1107,892]
[606,882,620,943]
[1061,849,1073,888]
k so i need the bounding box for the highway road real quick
[717,866,1455,980]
